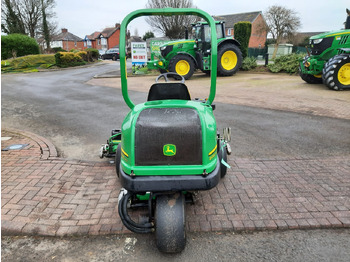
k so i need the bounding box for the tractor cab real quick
[193,21,226,51]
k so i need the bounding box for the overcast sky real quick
[55,0,349,38]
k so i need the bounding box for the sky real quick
[55,0,349,38]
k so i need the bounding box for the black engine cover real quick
[135,107,202,166]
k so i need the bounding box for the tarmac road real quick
[2,62,350,261]
[2,229,350,262]
[2,61,350,160]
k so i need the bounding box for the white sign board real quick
[131,42,147,65]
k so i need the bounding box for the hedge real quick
[55,52,86,67]
[1,54,55,73]
[268,53,305,74]
[234,22,252,59]
[85,48,99,60]
[1,34,40,60]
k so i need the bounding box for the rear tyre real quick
[218,141,228,178]
[115,144,121,177]
[169,54,195,80]
[217,43,242,76]
[112,55,117,61]
[155,193,186,253]
[322,54,350,90]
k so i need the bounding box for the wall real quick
[107,29,120,49]
[248,14,267,48]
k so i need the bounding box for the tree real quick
[41,0,50,49]
[145,0,198,39]
[1,0,57,41]
[1,0,26,35]
[264,5,301,59]
[143,31,155,41]
[234,22,252,59]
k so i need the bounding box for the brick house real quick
[50,28,84,51]
[83,31,101,49]
[83,23,121,52]
[214,11,267,48]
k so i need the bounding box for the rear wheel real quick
[218,43,242,76]
[169,54,195,80]
[217,141,228,178]
[115,144,121,177]
[155,193,186,253]
[323,54,350,90]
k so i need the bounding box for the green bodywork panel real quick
[147,39,197,71]
[300,29,350,75]
[120,100,218,176]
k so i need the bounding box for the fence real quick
[248,48,268,58]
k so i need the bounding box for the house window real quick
[227,28,232,36]
[84,42,87,47]
[97,39,101,45]
[74,41,77,47]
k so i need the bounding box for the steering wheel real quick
[155,72,185,83]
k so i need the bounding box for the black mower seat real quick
[147,83,191,101]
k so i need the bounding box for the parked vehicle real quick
[147,21,243,80]
[101,48,120,60]
[299,9,350,90]
[100,8,231,253]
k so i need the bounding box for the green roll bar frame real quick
[119,8,218,109]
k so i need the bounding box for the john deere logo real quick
[163,144,176,156]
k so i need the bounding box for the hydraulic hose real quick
[118,192,154,233]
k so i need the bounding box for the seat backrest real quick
[147,83,191,101]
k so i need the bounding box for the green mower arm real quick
[119,8,218,109]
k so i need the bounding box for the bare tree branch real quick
[145,0,198,39]
[264,5,301,58]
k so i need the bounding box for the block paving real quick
[1,128,350,236]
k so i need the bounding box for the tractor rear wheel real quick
[322,53,350,90]
[155,193,186,253]
[169,54,195,80]
[217,43,242,76]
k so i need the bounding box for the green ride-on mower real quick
[101,8,231,253]
[299,29,350,90]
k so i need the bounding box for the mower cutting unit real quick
[105,8,231,253]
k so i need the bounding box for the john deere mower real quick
[100,8,231,253]
[147,20,242,80]
[299,29,350,90]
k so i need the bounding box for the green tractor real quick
[103,8,231,253]
[299,29,350,90]
[148,21,243,80]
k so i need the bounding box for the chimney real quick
[115,23,120,28]
[61,28,68,33]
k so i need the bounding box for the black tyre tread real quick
[155,193,186,253]
[168,54,195,80]
[217,43,242,76]
[322,53,350,90]
[218,141,228,178]
[115,144,121,177]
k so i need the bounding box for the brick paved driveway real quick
[2,129,349,236]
